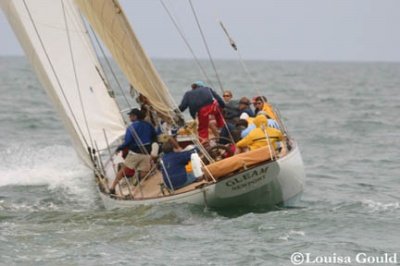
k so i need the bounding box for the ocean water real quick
[0,57,399,266]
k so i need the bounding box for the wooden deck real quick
[111,170,209,199]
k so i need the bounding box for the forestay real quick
[74,0,177,120]
[0,0,126,166]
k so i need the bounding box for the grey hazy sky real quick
[1,0,399,61]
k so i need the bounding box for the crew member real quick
[179,81,225,141]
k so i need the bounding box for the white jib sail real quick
[0,0,126,166]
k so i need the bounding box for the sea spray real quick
[0,144,92,195]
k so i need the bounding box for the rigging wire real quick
[218,20,258,92]
[159,159,175,193]
[88,1,217,164]
[91,1,220,163]
[60,0,128,126]
[218,20,290,137]
[105,1,177,125]
[22,0,91,152]
[127,122,150,156]
[73,1,172,126]
[261,125,275,161]
[159,0,214,88]
[103,129,134,198]
[188,0,224,95]
[86,22,133,110]
[157,1,237,154]
[86,1,174,121]
[61,0,95,152]
[185,0,240,148]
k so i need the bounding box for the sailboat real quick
[1,0,305,211]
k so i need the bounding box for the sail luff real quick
[74,0,177,119]
[0,0,126,166]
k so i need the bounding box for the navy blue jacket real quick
[241,107,254,117]
[179,86,225,118]
[161,149,196,189]
[116,120,156,153]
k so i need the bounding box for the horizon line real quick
[0,55,399,64]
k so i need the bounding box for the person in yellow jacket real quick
[253,96,278,121]
[236,115,283,152]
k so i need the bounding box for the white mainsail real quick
[74,0,177,120]
[0,0,126,166]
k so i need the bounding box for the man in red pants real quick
[179,81,225,141]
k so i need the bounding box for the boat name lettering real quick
[225,166,269,189]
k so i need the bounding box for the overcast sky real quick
[1,0,399,62]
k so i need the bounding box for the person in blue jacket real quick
[160,139,198,190]
[110,108,157,195]
[116,108,156,154]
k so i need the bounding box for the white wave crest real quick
[0,144,92,196]
[278,230,306,241]
[361,199,400,212]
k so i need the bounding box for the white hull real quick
[98,143,305,210]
